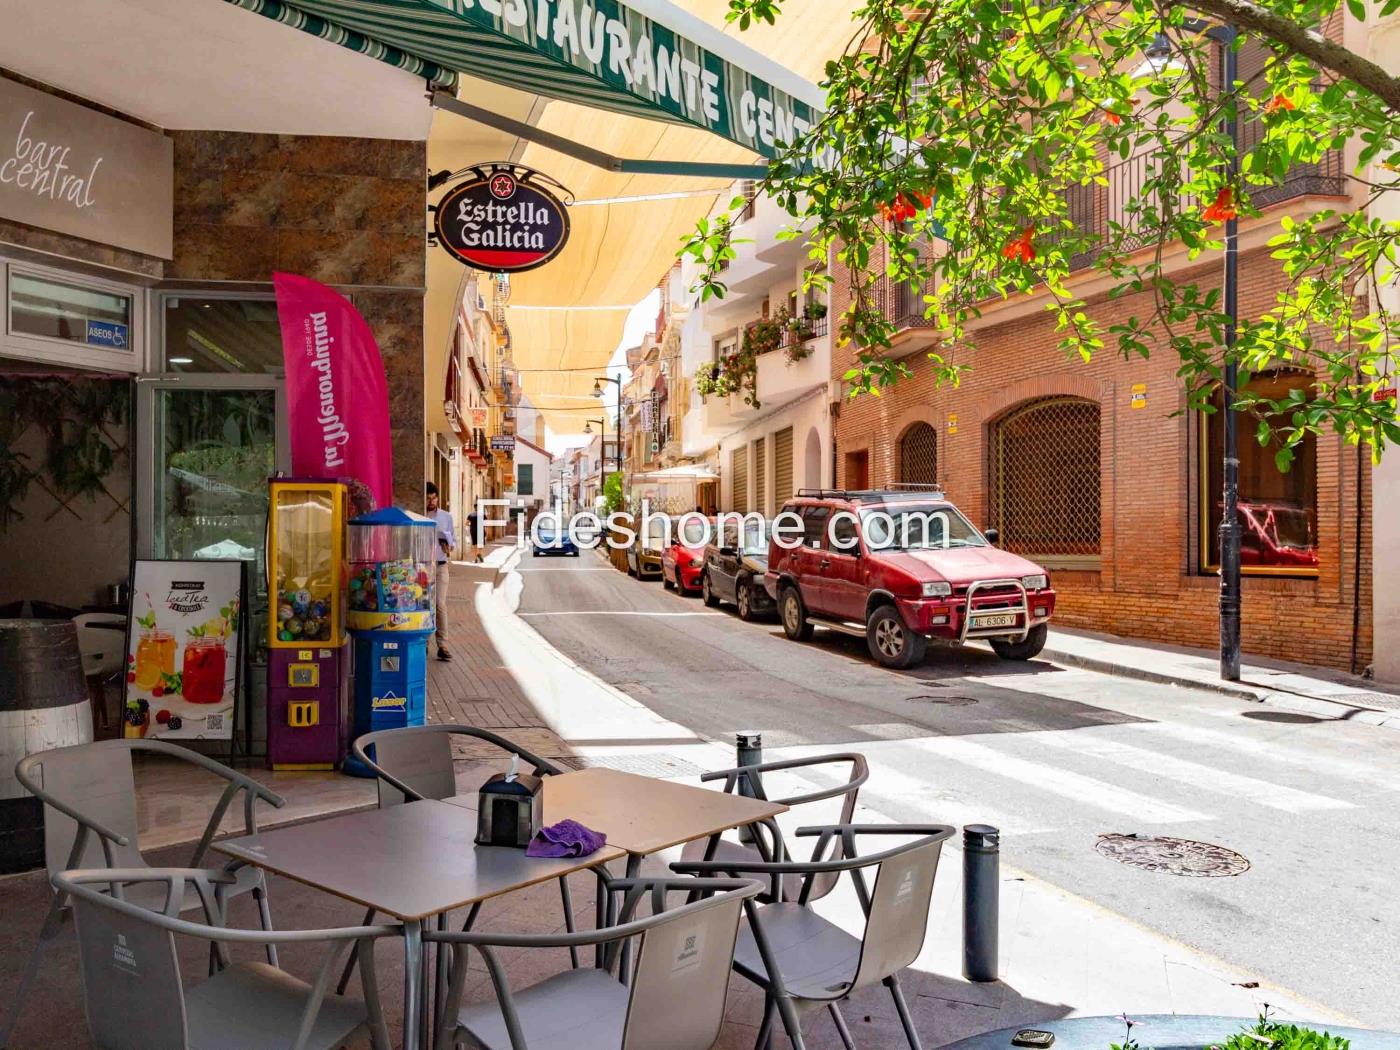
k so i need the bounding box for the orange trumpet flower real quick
[1202,187,1238,223]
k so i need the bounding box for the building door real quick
[773,427,794,510]
[752,437,766,515]
[730,447,749,513]
[844,449,869,490]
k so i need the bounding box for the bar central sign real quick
[434,166,570,273]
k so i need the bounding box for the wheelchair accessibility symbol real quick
[85,319,130,349]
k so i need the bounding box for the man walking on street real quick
[426,482,454,662]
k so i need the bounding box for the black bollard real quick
[735,731,762,843]
[962,824,1000,982]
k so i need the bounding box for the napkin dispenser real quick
[476,754,543,848]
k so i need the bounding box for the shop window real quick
[9,270,132,350]
[989,396,1101,565]
[898,422,938,487]
[1200,372,1318,574]
[163,297,282,373]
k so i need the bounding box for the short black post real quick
[962,824,1000,982]
[736,731,762,844]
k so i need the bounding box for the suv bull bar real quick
[957,578,1031,644]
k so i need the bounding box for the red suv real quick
[763,489,1056,668]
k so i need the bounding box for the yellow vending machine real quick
[266,478,349,769]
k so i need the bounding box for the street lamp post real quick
[583,416,609,508]
[591,375,625,477]
[1145,23,1241,681]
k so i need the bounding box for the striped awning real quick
[226,0,459,89]
[226,0,824,159]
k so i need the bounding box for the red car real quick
[764,489,1057,668]
[662,517,711,594]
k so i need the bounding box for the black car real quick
[701,518,774,621]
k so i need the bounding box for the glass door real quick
[137,379,289,661]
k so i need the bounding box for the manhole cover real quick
[908,695,978,706]
[1095,834,1250,877]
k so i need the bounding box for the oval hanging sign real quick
[434,168,570,273]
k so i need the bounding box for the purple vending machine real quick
[266,479,349,769]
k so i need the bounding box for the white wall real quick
[717,391,830,515]
[1369,13,1400,683]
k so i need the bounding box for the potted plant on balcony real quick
[742,316,784,359]
[802,300,827,321]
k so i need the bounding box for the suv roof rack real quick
[794,486,946,503]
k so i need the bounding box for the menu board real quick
[122,560,245,741]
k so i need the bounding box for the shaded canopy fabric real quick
[411,0,857,435]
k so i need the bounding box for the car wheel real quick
[532,549,540,557]
[570,549,579,557]
[662,568,674,590]
[780,586,814,641]
[867,605,927,669]
[991,622,1049,661]
[701,571,720,608]
[736,577,756,621]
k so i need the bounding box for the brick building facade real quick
[831,244,1373,672]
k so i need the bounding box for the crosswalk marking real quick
[1030,731,1352,813]
[906,737,1211,824]
[1140,722,1400,793]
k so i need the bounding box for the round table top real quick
[940,1015,1400,1050]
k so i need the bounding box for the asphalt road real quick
[517,550,1400,1027]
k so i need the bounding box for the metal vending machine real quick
[266,479,350,769]
[344,507,436,775]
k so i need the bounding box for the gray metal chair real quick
[681,752,870,902]
[674,823,955,1050]
[427,876,763,1050]
[2,739,286,1049]
[54,868,398,1050]
[340,724,582,996]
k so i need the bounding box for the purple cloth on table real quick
[525,819,607,858]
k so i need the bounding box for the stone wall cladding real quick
[830,245,1373,672]
[169,130,427,505]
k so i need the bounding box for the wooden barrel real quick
[0,619,93,874]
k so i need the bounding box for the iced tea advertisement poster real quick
[122,560,244,741]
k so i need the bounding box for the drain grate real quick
[908,694,979,706]
[1095,833,1250,877]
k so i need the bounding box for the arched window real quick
[989,397,1101,563]
[898,422,938,487]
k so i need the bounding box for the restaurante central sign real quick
[433,166,571,273]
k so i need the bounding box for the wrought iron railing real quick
[873,145,1346,333]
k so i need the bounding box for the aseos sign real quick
[434,168,570,273]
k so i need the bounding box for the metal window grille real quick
[989,397,1101,562]
[898,422,938,486]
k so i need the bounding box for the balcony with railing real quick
[872,144,1347,335]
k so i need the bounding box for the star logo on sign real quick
[490,173,517,200]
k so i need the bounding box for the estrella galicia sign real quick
[434,167,570,274]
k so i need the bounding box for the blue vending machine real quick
[344,507,437,776]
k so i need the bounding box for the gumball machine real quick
[344,507,436,776]
[266,479,350,770]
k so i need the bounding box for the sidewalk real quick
[1042,627,1400,730]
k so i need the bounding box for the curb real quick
[1042,646,1400,730]
[1040,646,1261,702]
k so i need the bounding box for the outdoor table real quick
[450,766,788,967]
[214,797,626,1050]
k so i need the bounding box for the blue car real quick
[532,526,579,557]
